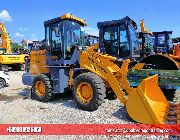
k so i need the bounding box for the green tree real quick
[11,43,24,52]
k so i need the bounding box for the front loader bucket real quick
[126,74,180,124]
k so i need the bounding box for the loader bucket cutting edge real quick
[125,74,179,124]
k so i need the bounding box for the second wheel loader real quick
[22,13,180,124]
[97,17,180,99]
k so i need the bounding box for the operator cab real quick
[138,32,154,56]
[152,31,173,54]
[97,16,140,60]
[85,35,99,46]
[44,13,87,65]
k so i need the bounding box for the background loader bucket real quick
[126,74,169,124]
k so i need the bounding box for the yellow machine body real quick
[126,75,170,124]
[0,54,26,64]
[140,19,153,36]
[30,49,49,75]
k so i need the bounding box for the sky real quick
[0,0,180,44]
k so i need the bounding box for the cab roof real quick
[97,16,137,29]
[153,31,173,35]
[44,13,87,26]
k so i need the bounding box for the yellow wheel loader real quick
[22,13,180,124]
[0,22,28,71]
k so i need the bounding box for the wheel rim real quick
[0,79,5,88]
[35,81,46,96]
[77,82,93,103]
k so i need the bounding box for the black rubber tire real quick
[140,54,178,100]
[32,74,54,102]
[0,78,6,89]
[73,72,106,111]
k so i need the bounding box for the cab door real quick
[103,25,120,58]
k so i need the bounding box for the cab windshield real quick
[128,25,140,57]
[119,24,130,58]
[157,34,166,47]
[144,34,153,51]
[63,20,85,59]
[103,25,119,57]
[45,20,85,60]
[63,20,85,51]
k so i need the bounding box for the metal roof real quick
[97,16,137,29]
[44,13,87,26]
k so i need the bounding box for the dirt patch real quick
[0,94,23,102]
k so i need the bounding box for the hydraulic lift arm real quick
[80,46,180,124]
[0,23,11,53]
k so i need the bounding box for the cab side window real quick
[51,24,62,50]
[50,23,63,59]
[119,24,130,58]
